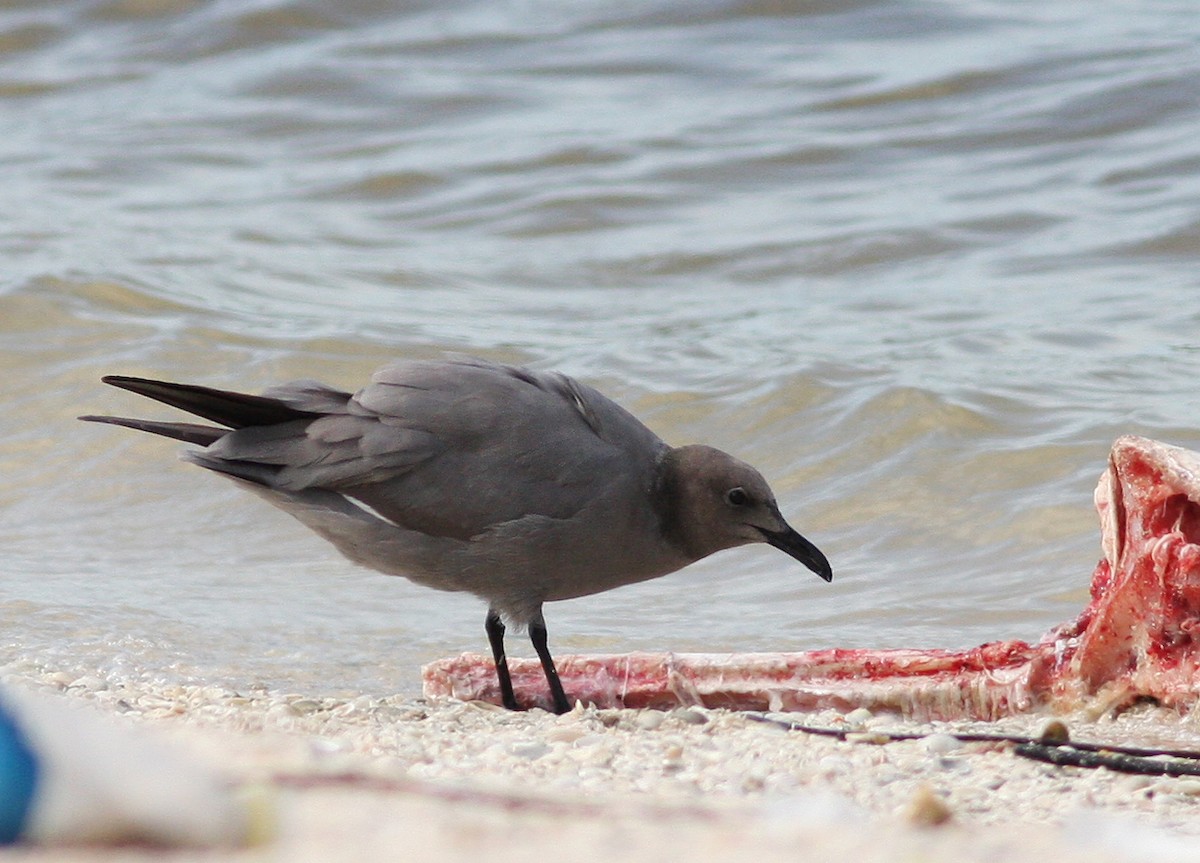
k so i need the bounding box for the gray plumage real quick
[81,356,832,712]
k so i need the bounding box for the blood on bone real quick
[422,436,1200,719]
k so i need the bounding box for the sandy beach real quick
[5,662,1200,863]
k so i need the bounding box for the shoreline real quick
[4,666,1200,861]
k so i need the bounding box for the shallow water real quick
[2,0,1199,695]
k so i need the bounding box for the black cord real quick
[746,713,1200,776]
[1013,743,1200,776]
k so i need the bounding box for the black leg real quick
[485,609,518,711]
[528,611,571,714]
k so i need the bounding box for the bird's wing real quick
[206,358,667,541]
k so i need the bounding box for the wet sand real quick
[6,667,1200,862]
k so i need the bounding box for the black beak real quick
[758,524,833,583]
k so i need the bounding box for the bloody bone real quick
[423,436,1200,719]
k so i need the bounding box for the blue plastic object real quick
[0,696,37,843]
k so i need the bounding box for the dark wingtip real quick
[93,374,320,428]
[100,374,160,393]
[78,414,227,446]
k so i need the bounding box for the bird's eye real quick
[726,487,749,507]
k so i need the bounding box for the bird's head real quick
[660,444,832,582]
